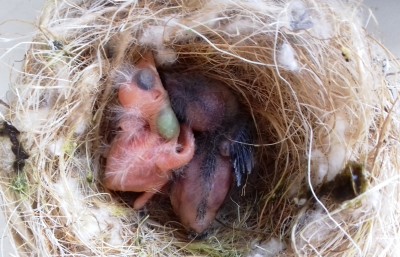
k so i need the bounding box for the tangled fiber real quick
[1,0,399,256]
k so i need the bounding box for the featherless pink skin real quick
[104,53,195,210]
[170,141,233,235]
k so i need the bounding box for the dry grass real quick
[1,0,399,256]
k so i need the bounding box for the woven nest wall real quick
[1,0,399,256]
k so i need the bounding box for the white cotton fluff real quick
[72,65,100,135]
[297,208,332,248]
[288,0,313,31]
[310,149,329,186]
[139,25,169,49]
[278,43,299,71]
[138,4,229,65]
[294,198,307,206]
[139,22,179,65]
[53,178,124,246]
[75,203,124,246]
[53,177,85,221]
[74,120,88,135]
[154,46,178,65]
[325,115,349,181]
[0,138,14,173]
[247,238,286,257]
[47,138,65,156]
[224,18,256,36]
[12,108,51,133]
[283,0,332,39]
[310,15,333,40]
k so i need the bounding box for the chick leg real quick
[133,191,157,210]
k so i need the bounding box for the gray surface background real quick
[0,0,399,256]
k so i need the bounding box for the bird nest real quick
[1,0,400,256]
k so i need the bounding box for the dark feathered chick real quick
[161,72,255,235]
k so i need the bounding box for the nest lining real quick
[0,0,399,256]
